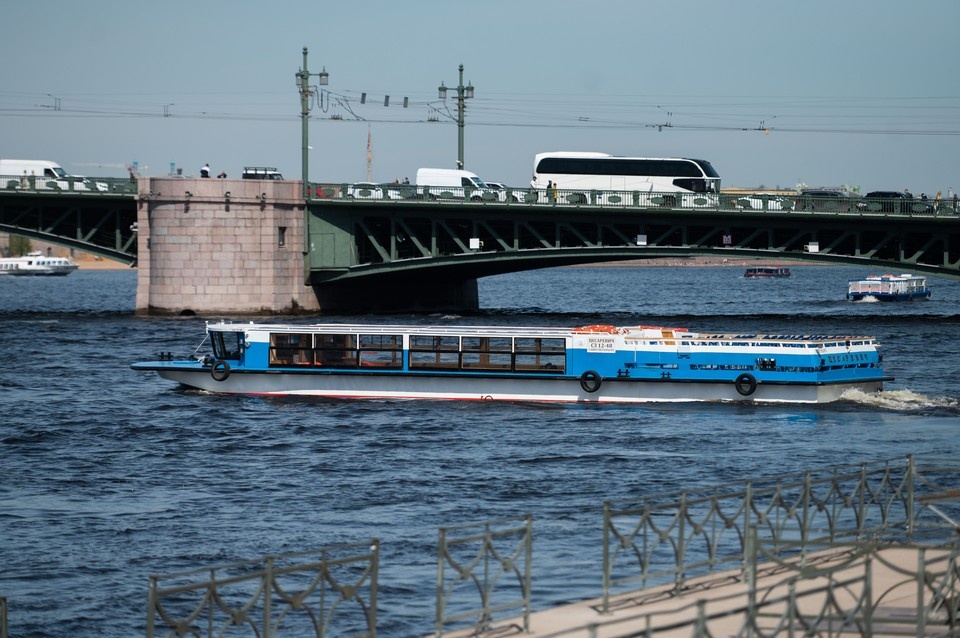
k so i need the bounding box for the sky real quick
[1,0,958,196]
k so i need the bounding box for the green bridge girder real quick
[305,189,960,286]
[0,182,139,263]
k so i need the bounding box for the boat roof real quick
[205,321,879,344]
[849,273,926,282]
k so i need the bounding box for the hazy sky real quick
[2,0,958,195]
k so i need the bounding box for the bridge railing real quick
[0,173,138,195]
[309,182,960,217]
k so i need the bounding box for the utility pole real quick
[295,46,329,200]
[438,65,474,170]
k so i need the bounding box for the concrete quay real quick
[440,545,957,637]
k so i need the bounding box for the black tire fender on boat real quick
[211,359,231,382]
[579,370,602,393]
[735,373,757,397]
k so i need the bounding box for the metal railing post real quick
[263,556,273,638]
[745,525,757,638]
[523,514,532,633]
[742,481,752,580]
[676,491,686,595]
[435,527,446,638]
[906,454,915,542]
[602,501,611,614]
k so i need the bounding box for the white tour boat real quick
[0,251,79,276]
[132,321,892,404]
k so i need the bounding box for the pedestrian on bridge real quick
[200,163,211,178]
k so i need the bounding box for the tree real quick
[9,235,32,256]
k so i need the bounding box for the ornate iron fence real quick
[602,455,960,612]
[146,541,379,638]
[532,537,960,637]
[434,514,532,637]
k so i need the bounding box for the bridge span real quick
[2,177,959,313]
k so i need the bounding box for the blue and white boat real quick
[131,321,891,403]
[847,274,931,302]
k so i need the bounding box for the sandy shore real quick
[75,257,134,271]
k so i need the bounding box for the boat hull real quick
[143,364,886,404]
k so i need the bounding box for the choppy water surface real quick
[2,265,959,636]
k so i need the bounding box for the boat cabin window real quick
[462,336,513,371]
[315,333,359,368]
[410,335,461,369]
[514,337,566,373]
[358,334,403,368]
[211,331,244,360]
[269,332,314,366]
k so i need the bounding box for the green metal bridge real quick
[305,183,960,269]
[0,177,139,263]
[3,179,960,294]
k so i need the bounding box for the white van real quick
[0,159,105,192]
[415,167,502,201]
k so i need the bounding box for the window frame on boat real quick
[212,330,245,360]
[262,329,567,373]
[410,334,568,374]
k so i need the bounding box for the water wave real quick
[843,388,960,412]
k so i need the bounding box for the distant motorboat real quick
[847,274,930,302]
[744,266,791,278]
[0,251,79,276]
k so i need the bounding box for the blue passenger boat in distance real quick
[132,321,892,404]
[847,273,931,302]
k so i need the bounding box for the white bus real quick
[531,151,721,207]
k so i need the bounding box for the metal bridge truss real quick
[308,201,960,284]
[0,192,138,263]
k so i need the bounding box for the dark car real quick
[862,191,934,214]
[242,167,284,180]
[797,189,861,212]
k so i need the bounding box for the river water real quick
[2,264,959,636]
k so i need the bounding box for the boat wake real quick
[842,388,960,412]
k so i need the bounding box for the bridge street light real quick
[437,65,474,170]
[295,46,329,200]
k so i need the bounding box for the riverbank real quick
[75,257,133,271]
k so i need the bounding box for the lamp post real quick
[295,46,329,200]
[437,64,474,170]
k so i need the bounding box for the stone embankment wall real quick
[135,177,320,315]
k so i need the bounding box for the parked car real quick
[862,191,935,214]
[485,181,525,202]
[797,189,861,212]
[242,167,283,180]
[735,194,787,211]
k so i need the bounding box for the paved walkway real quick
[438,545,957,637]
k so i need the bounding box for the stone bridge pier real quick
[135,177,320,316]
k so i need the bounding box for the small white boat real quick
[847,274,930,302]
[132,321,892,404]
[0,251,79,276]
